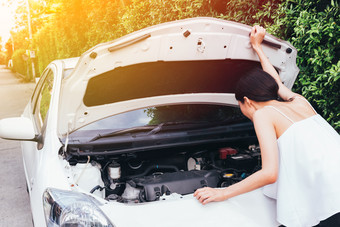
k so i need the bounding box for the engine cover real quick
[129,170,220,201]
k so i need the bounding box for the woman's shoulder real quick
[287,94,308,103]
[254,106,293,139]
[288,95,317,114]
[253,107,277,124]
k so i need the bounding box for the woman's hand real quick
[194,187,228,205]
[249,25,297,100]
[250,25,266,50]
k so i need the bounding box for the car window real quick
[76,104,246,132]
[31,71,48,105]
[34,70,54,129]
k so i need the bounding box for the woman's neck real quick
[253,100,278,110]
[248,100,279,121]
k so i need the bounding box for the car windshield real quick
[75,104,246,134]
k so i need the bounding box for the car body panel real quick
[100,188,279,227]
[58,17,299,136]
[20,60,77,227]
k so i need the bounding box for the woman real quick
[194,25,340,227]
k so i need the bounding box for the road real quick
[0,66,35,227]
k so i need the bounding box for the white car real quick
[0,18,299,227]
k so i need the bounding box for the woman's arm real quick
[250,25,298,101]
[194,109,279,204]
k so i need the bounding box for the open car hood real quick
[58,17,299,136]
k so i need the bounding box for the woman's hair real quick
[235,68,279,103]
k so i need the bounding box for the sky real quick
[0,0,16,46]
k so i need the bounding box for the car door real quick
[22,66,55,191]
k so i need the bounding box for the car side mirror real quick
[0,117,39,141]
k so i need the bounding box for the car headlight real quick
[43,188,114,227]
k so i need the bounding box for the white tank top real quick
[263,99,340,226]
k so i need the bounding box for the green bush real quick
[0,52,6,65]
[33,22,58,76]
[11,49,36,81]
[218,0,282,26]
[12,49,28,78]
[275,0,339,131]
[253,0,339,132]
[289,1,339,131]
[120,0,215,34]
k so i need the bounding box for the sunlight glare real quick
[0,0,16,45]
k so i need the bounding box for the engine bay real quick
[62,144,261,203]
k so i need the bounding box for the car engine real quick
[64,144,261,203]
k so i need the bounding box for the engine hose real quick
[90,185,104,194]
[209,164,224,172]
[100,168,111,188]
[138,189,147,202]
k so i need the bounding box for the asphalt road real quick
[0,66,35,227]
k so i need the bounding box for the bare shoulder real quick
[289,94,307,102]
[254,107,276,118]
[253,108,276,125]
[253,108,278,140]
[289,95,317,115]
[254,107,289,139]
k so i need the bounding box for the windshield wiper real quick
[89,121,210,142]
[146,121,211,135]
[89,125,157,142]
